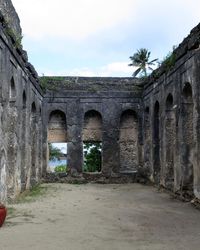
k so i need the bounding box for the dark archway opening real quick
[153,101,160,184]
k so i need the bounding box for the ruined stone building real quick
[0,0,200,202]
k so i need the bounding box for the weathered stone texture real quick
[143,36,200,198]
[83,110,102,142]
[0,0,21,36]
[42,78,143,177]
[0,3,43,201]
[1,0,200,201]
[119,110,138,172]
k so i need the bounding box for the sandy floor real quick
[1,183,200,250]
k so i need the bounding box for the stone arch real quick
[164,93,175,190]
[30,101,37,186]
[144,106,151,172]
[119,109,138,173]
[22,90,26,109]
[181,82,194,191]
[166,93,173,109]
[47,110,67,172]
[20,90,27,190]
[31,102,36,114]
[153,101,160,184]
[183,82,193,100]
[82,110,102,172]
[48,110,67,143]
[10,77,16,99]
[83,110,102,142]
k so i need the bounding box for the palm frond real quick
[133,68,142,77]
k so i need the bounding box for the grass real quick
[10,184,49,204]
[4,184,49,227]
[6,207,17,219]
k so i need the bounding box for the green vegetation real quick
[54,164,68,173]
[49,143,63,161]
[40,76,64,90]
[9,185,48,204]
[4,18,23,49]
[83,142,102,172]
[129,48,158,78]
[6,207,16,219]
[39,76,71,91]
[160,47,177,71]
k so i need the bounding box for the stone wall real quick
[142,23,200,198]
[0,0,21,36]
[1,0,200,202]
[0,4,43,202]
[42,77,143,177]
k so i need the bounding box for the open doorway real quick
[48,110,67,173]
[82,110,102,173]
[48,143,67,173]
[83,142,102,172]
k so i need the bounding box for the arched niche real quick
[31,102,36,115]
[48,110,67,143]
[144,106,151,170]
[181,82,194,191]
[30,101,37,186]
[10,77,16,99]
[21,90,27,190]
[83,110,102,142]
[82,110,102,172]
[164,93,175,190]
[153,101,160,184]
[119,109,138,173]
[22,90,26,109]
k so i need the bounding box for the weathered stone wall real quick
[119,110,138,173]
[48,110,67,143]
[0,0,21,36]
[0,4,43,202]
[83,110,102,142]
[42,78,143,177]
[1,0,200,202]
[142,23,200,198]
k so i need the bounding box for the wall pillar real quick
[67,100,83,174]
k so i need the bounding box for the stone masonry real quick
[1,0,200,201]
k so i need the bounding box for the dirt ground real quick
[1,183,200,250]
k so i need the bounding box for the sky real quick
[11,0,200,77]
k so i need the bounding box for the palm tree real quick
[129,48,158,77]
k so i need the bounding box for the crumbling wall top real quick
[0,0,21,36]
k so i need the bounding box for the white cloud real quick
[12,0,136,40]
[11,0,200,78]
[101,62,133,76]
[39,61,135,77]
[12,0,200,42]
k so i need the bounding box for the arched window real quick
[119,109,138,173]
[22,90,26,109]
[181,82,194,191]
[31,102,36,114]
[10,77,16,99]
[83,110,102,173]
[153,101,160,184]
[164,93,175,190]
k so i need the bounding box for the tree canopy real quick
[129,48,158,77]
[49,144,63,161]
